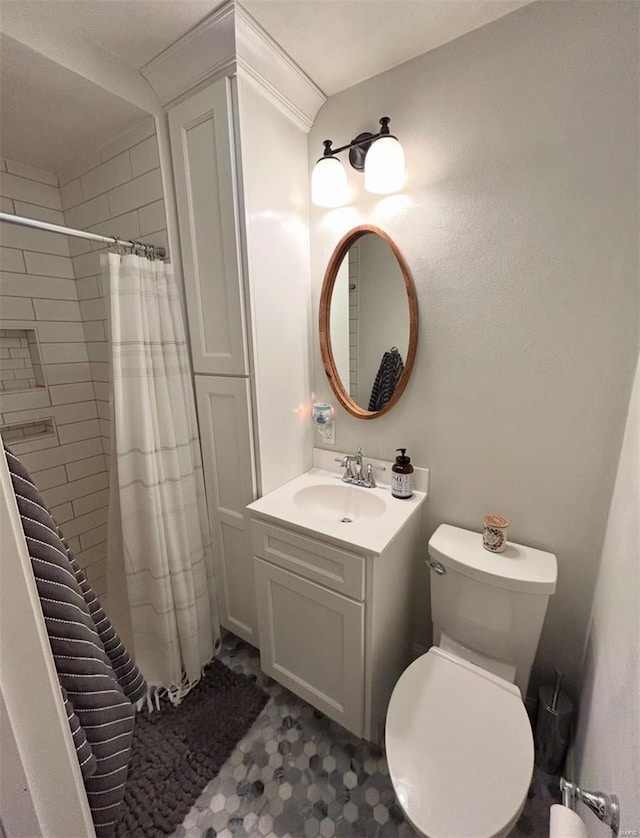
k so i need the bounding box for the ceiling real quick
[243,0,532,96]
[0,34,147,174]
[1,0,533,91]
[1,0,221,70]
[0,0,532,174]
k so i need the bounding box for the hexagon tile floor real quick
[170,635,560,838]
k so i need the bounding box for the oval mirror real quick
[319,226,418,419]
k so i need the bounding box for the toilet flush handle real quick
[428,559,446,575]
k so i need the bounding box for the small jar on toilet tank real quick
[483,515,510,552]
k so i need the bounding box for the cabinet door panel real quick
[196,375,257,644]
[252,520,365,600]
[169,78,248,375]
[255,559,364,736]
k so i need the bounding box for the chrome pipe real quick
[0,211,166,258]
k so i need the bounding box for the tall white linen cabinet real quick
[143,1,324,644]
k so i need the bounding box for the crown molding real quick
[234,4,325,132]
[141,2,236,108]
[141,0,326,131]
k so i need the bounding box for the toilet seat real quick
[386,647,533,838]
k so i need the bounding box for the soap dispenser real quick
[391,448,413,499]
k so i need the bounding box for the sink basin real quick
[293,483,387,523]
[247,455,428,555]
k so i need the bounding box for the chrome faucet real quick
[334,448,385,487]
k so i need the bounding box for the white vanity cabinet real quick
[250,514,421,743]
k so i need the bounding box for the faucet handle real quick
[363,463,376,488]
[335,455,353,467]
[335,454,356,483]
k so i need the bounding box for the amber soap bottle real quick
[391,448,413,498]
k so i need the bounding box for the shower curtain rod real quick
[0,211,166,258]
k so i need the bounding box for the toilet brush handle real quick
[551,668,563,711]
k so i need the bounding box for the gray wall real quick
[309,0,639,695]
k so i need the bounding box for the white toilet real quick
[386,524,558,838]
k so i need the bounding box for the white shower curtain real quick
[104,252,220,703]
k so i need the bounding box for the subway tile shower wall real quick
[0,158,109,601]
[0,116,168,610]
[58,116,168,492]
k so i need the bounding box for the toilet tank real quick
[428,525,557,693]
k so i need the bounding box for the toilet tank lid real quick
[428,524,557,594]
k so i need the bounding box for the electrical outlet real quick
[321,422,335,445]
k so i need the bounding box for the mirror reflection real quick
[329,232,410,412]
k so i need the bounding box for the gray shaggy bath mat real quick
[116,658,268,837]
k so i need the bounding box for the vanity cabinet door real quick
[196,374,258,645]
[255,558,365,736]
[252,521,365,600]
[169,77,248,376]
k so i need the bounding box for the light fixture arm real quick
[319,117,395,171]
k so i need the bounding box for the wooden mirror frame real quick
[319,225,418,419]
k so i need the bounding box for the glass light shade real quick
[311,156,348,207]
[364,135,405,194]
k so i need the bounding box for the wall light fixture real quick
[311,117,405,208]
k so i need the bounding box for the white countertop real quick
[247,451,428,555]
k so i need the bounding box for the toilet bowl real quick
[385,524,556,837]
[386,647,534,838]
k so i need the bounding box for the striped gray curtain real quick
[104,253,220,704]
[4,444,146,836]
